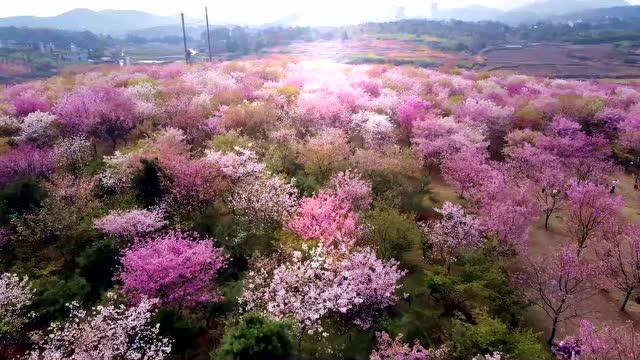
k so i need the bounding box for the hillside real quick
[0,9,184,37]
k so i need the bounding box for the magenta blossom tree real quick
[0,144,55,185]
[53,86,137,149]
[118,230,227,308]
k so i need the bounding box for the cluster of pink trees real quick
[287,191,362,251]
[2,55,640,358]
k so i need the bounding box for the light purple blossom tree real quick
[27,294,171,360]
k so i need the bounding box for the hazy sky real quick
[2,0,640,24]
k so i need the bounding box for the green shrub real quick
[0,177,46,225]
[448,311,547,360]
[214,312,293,360]
[364,206,423,268]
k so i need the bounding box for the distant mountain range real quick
[0,9,200,37]
[0,0,637,37]
[433,0,632,23]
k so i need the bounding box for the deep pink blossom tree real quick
[536,117,612,183]
[118,230,227,308]
[565,180,623,256]
[11,93,49,117]
[287,192,361,251]
[421,202,483,272]
[396,95,433,128]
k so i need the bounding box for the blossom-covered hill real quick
[1,56,640,359]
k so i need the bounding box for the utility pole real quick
[205,6,213,62]
[181,13,190,64]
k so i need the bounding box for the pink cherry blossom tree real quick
[600,222,640,311]
[412,116,487,166]
[118,230,227,308]
[0,273,33,336]
[516,246,601,344]
[326,170,373,211]
[370,332,448,360]
[93,208,167,240]
[287,191,361,251]
[561,320,640,360]
[27,294,171,360]
[565,180,623,257]
[441,148,496,199]
[506,144,569,230]
[421,202,483,272]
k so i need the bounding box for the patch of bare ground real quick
[519,172,640,342]
[430,170,640,342]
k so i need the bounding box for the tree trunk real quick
[621,290,633,312]
[547,317,559,345]
[544,211,551,230]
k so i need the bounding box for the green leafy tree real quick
[214,312,293,360]
[448,311,546,360]
[365,206,423,267]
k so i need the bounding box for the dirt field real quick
[479,43,640,79]
[429,171,640,343]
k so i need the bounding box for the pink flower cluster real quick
[240,248,405,333]
[118,230,227,307]
[93,208,167,239]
